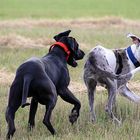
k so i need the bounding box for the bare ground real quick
[0,69,140,95]
[0,17,140,48]
[0,68,15,86]
[0,34,54,48]
[0,17,140,29]
[0,34,90,49]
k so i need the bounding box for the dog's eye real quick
[73,42,78,50]
[75,44,79,51]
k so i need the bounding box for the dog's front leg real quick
[119,85,140,103]
[28,98,38,131]
[58,88,81,124]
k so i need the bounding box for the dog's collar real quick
[49,42,70,61]
[126,46,140,67]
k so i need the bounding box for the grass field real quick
[1,0,140,19]
[1,0,140,140]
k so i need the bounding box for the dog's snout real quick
[80,50,85,57]
[75,49,85,60]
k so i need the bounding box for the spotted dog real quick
[84,33,140,124]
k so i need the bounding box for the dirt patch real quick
[0,17,140,29]
[0,34,89,49]
[0,68,15,86]
[69,81,140,94]
[0,69,140,95]
[128,81,140,93]
[69,81,106,93]
[0,34,54,48]
[69,81,86,93]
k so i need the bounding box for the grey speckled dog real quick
[84,33,140,124]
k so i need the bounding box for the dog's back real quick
[84,45,117,86]
[89,45,116,71]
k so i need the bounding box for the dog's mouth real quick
[74,50,85,60]
[71,58,78,67]
[67,57,77,67]
[67,50,85,67]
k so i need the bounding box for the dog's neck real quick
[126,44,140,69]
[131,44,140,62]
[48,45,69,62]
[48,42,71,63]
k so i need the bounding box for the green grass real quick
[0,47,47,72]
[0,19,140,140]
[1,1,140,138]
[1,0,140,19]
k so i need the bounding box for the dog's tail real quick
[88,54,140,80]
[21,74,33,108]
[94,64,140,81]
[88,56,119,79]
[117,66,140,80]
[92,64,119,79]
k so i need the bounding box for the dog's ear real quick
[53,30,71,41]
[127,33,140,42]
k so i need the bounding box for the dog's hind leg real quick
[6,104,20,140]
[43,100,56,135]
[37,78,57,135]
[28,98,38,131]
[6,106,20,140]
[106,79,121,125]
[5,103,21,140]
[5,83,21,140]
[6,108,17,140]
[86,79,97,122]
[58,88,81,124]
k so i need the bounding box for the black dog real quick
[5,30,85,139]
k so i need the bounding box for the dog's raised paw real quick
[69,110,78,124]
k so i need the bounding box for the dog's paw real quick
[28,123,35,131]
[113,117,121,126]
[69,110,78,124]
[6,134,11,140]
[52,130,57,135]
[105,105,109,113]
[90,116,96,123]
